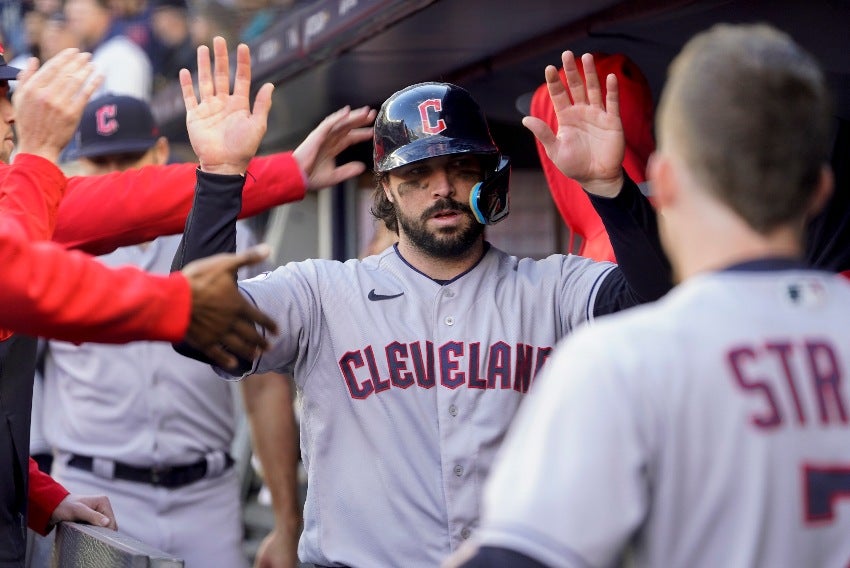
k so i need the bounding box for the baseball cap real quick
[72,94,160,159]
[0,42,22,81]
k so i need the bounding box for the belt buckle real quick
[150,465,172,486]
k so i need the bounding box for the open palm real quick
[523,52,625,196]
[181,37,273,175]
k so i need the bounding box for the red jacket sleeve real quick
[53,152,306,255]
[27,458,69,535]
[0,218,191,343]
[530,54,655,263]
[0,155,67,241]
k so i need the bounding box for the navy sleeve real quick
[170,168,244,272]
[457,546,550,568]
[590,172,673,317]
[172,169,250,368]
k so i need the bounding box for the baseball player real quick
[450,23,850,568]
[36,94,288,568]
[171,37,672,567]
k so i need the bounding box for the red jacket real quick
[0,152,306,342]
[0,151,305,535]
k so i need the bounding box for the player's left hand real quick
[522,51,625,197]
[293,105,377,191]
[49,493,117,530]
[181,36,274,176]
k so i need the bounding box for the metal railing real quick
[51,522,183,568]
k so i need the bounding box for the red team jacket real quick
[0,151,306,535]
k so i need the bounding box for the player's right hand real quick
[181,245,278,370]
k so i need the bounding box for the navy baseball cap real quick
[72,94,160,159]
[0,42,22,81]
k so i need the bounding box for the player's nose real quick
[429,167,455,198]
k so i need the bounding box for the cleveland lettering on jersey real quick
[339,340,554,399]
[728,338,848,429]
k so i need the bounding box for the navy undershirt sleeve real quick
[171,169,250,369]
[590,172,673,317]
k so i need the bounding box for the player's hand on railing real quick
[293,105,377,191]
[181,245,278,370]
[522,51,625,197]
[12,49,102,164]
[181,36,273,176]
[50,494,117,531]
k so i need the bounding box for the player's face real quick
[0,82,14,164]
[79,147,157,175]
[385,154,485,257]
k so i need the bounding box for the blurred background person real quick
[150,0,195,91]
[64,0,153,100]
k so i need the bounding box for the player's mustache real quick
[421,199,473,220]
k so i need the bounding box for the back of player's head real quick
[657,23,833,233]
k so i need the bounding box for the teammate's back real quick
[611,266,850,567]
[454,23,847,568]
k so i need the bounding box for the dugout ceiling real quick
[151,0,850,163]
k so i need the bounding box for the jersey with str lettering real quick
[233,243,614,567]
[477,263,850,568]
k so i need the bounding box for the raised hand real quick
[12,49,102,163]
[180,36,274,175]
[181,245,279,370]
[522,51,625,197]
[293,105,377,191]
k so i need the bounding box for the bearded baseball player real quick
[450,23,850,568]
[172,35,672,567]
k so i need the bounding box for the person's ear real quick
[153,136,170,165]
[647,152,677,210]
[382,176,395,203]
[806,164,834,219]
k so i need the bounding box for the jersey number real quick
[804,465,850,523]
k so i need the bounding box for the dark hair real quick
[371,172,398,233]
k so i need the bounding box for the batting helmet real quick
[373,82,500,173]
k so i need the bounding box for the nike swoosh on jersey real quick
[368,289,404,301]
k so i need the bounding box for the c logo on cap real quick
[96,104,118,136]
[418,99,447,135]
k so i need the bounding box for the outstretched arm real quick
[522,51,625,198]
[172,36,374,270]
[527,52,671,310]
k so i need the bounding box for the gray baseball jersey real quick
[41,225,264,567]
[477,264,850,568]
[226,244,615,566]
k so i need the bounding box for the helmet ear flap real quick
[470,156,511,225]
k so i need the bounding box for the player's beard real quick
[395,198,484,258]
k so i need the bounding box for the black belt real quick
[67,453,234,489]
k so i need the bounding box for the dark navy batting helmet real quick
[373,82,500,173]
